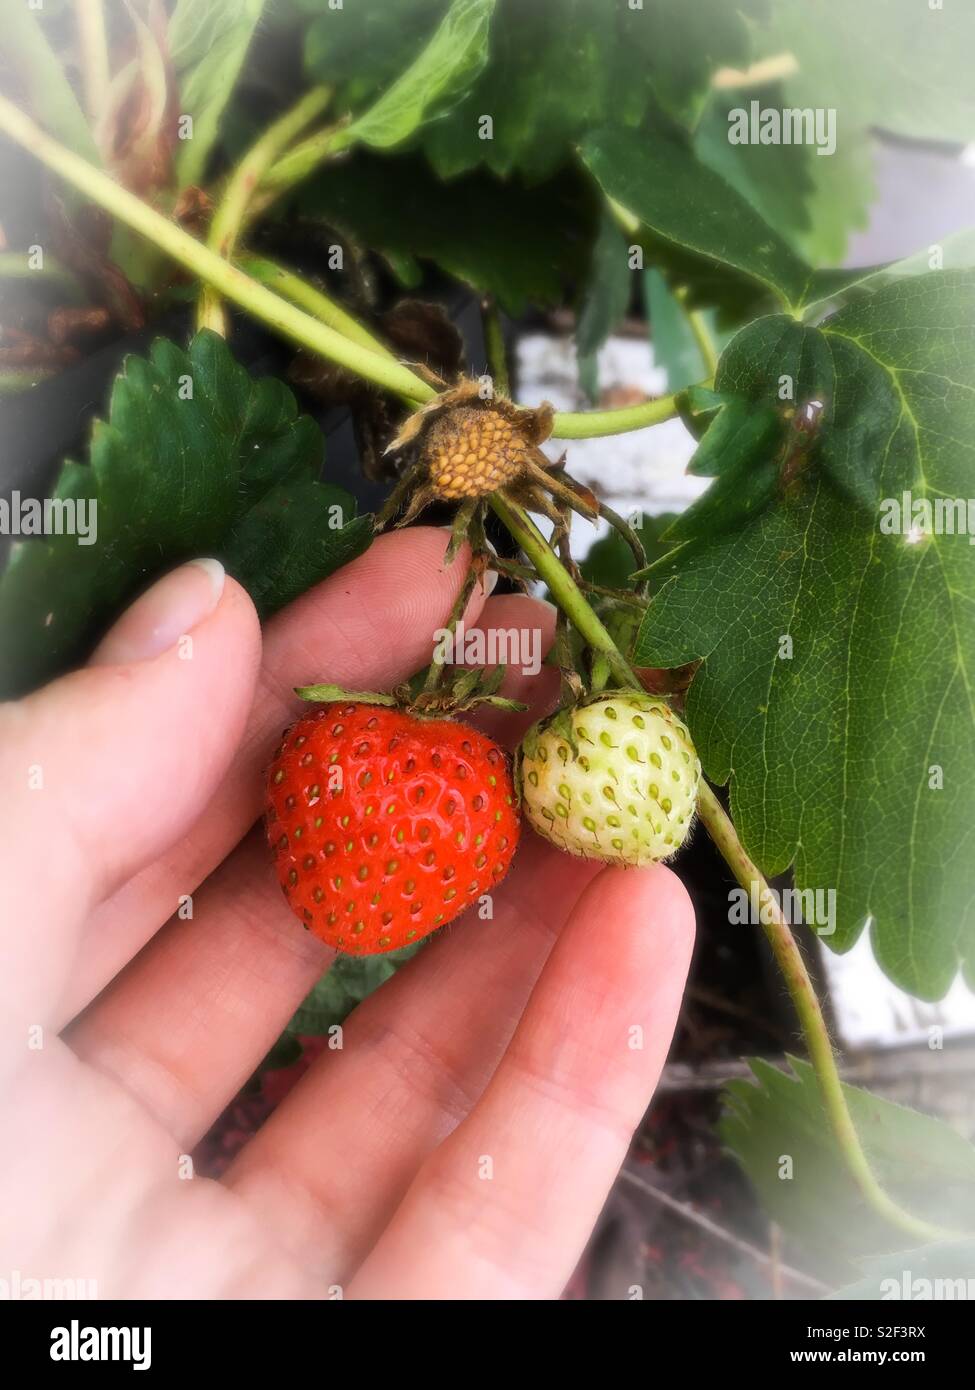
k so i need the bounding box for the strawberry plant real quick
[2,0,975,1297]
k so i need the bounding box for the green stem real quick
[674,285,719,379]
[481,295,510,397]
[607,195,640,237]
[593,499,647,578]
[76,0,110,126]
[589,652,612,694]
[551,393,682,439]
[491,492,956,1247]
[605,196,720,390]
[490,495,638,692]
[0,251,86,299]
[421,552,480,696]
[249,122,353,220]
[2,96,717,443]
[241,255,397,361]
[211,86,332,259]
[695,784,951,1244]
[2,68,957,1240]
[199,85,333,334]
[0,93,435,404]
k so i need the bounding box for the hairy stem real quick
[481,295,510,397]
[199,85,333,334]
[249,121,353,221]
[420,549,480,696]
[491,492,954,1245]
[607,198,721,389]
[0,93,435,403]
[490,495,638,692]
[0,92,706,440]
[210,87,332,259]
[241,255,397,361]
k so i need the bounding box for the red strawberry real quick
[266,702,520,955]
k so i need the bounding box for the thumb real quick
[0,560,262,1036]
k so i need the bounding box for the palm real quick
[0,530,692,1299]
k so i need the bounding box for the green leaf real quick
[575,211,633,402]
[303,0,446,106]
[5,4,100,165]
[693,89,874,269]
[169,0,266,187]
[422,0,614,181]
[684,396,782,480]
[660,404,782,548]
[288,946,422,1036]
[640,0,759,130]
[0,332,369,698]
[721,1057,975,1277]
[635,272,975,998]
[828,1243,975,1300]
[222,479,372,617]
[803,229,975,322]
[301,151,596,316]
[581,123,814,315]
[795,130,876,271]
[420,0,754,181]
[343,0,494,151]
[757,0,975,146]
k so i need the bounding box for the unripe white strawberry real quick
[517,692,701,865]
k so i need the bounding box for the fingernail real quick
[90,559,225,666]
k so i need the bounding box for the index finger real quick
[63,528,492,1023]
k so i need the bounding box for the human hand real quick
[0,528,693,1299]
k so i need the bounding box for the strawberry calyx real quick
[294,683,399,706]
[295,665,527,720]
